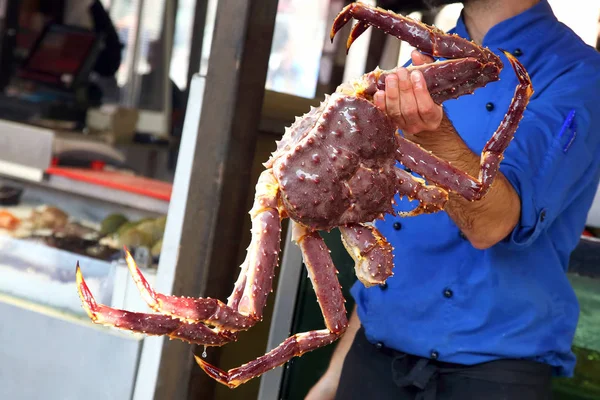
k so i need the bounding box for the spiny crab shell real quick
[265,88,398,231]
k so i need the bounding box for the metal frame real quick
[131,76,206,400]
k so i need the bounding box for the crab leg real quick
[76,170,282,340]
[339,223,394,287]
[332,3,504,104]
[395,168,448,215]
[195,222,348,388]
[119,252,256,330]
[76,265,236,345]
[396,52,533,201]
[117,171,281,327]
[331,3,501,65]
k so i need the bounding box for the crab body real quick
[269,93,398,231]
[75,2,534,390]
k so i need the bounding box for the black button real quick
[405,167,412,174]
[458,231,467,240]
[375,342,384,350]
[443,288,453,298]
[393,222,402,231]
[380,282,388,290]
[513,48,523,57]
[485,102,494,111]
[430,350,439,360]
[540,210,546,222]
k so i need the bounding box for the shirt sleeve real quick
[498,63,600,249]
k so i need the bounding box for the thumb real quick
[411,49,435,66]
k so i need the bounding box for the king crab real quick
[76,3,533,389]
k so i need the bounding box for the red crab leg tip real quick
[123,248,160,307]
[347,21,369,52]
[195,356,239,388]
[500,49,532,88]
[330,4,353,42]
[75,265,99,321]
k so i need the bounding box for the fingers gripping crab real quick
[76,3,533,389]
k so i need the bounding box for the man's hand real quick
[373,50,521,249]
[373,50,442,134]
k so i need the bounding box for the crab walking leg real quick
[121,252,256,331]
[236,170,282,319]
[76,265,236,345]
[331,2,502,67]
[339,223,394,287]
[226,256,250,310]
[347,57,501,105]
[292,222,348,333]
[395,168,448,216]
[195,222,348,388]
[120,170,282,330]
[396,52,533,201]
[404,60,499,105]
[331,3,506,103]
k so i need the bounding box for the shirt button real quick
[540,210,547,222]
[380,282,388,290]
[513,48,523,57]
[393,222,402,230]
[430,350,439,360]
[405,167,412,174]
[375,342,384,350]
[458,230,467,240]
[443,288,453,298]
[485,102,494,111]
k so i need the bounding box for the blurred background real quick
[0,1,598,400]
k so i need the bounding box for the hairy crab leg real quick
[234,169,282,318]
[117,171,282,330]
[76,265,236,345]
[226,256,249,310]
[195,222,348,388]
[396,52,533,201]
[76,170,282,342]
[120,251,256,330]
[339,223,394,287]
[331,2,501,65]
[340,58,500,105]
[395,168,448,216]
[331,3,504,104]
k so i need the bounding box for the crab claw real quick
[331,2,501,67]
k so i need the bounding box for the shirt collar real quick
[453,0,558,47]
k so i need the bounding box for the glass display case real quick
[0,178,164,318]
[0,174,164,400]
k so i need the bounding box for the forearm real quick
[374,62,521,249]
[325,305,360,378]
[305,306,359,399]
[406,114,521,249]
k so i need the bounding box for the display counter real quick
[0,120,169,400]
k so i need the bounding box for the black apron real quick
[334,327,553,400]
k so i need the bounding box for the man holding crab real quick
[307,0,600,399]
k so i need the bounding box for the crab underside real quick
[75,2,533,389]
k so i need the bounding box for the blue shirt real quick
[351,0,600,377]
